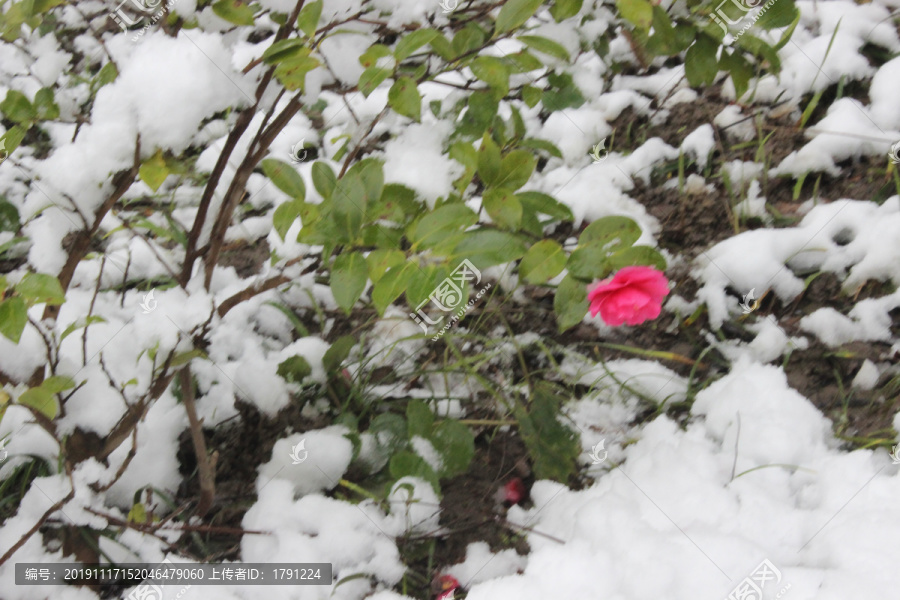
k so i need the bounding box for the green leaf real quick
[496,150,536,190]
[476,133,501,186]
[449,141,478,170]
[169,349,206,367]
[212,0,256,25]
[277,355,312,383]
[274,54,321,91]
[431,419,475,478]
[554,274,588,331]
[522,85,543,107]
[550,0,583,21]
[359,44,392,68]
[452,230,528,269]
[516,192,573,223]
[95,62,118,89]
[394,28,439,61]
[16,273,65,306]
[518,35,570,60]
[756,0,797,30]
[370,413,408,450]
[0,126,27,158]
[566,241,612,280]
[409,204,478,249]
[406,400,434,438]
[346,158,385,204]
[59,315,106,343]
[514,382,580,481]
[684,35,719,86]
[542,72,585,111]
[719,49,753,100]
[331,252,368,314]
[262,158,306,199]
[458,90,499,136]
[0,90,35,123]
[33,88,59,120]
[519,137,563,158]
[312,161,336,199]
[0,201,20,232]
[0,297,27,343]
[296,0,322,37]
[322,335,356,374]
[519,239,566,284]
[389,451,440,493]
[262,39,308,64]
[406,264,452,309]
[495,0,543,34]
[367,249,406,283]
[607,245,667,271]
[139,151,170,192]
[579,215,642,249]
[358,66,390,97]
[32,0,65,13]
[616,0,653,29]
[645,5,680,55]
[331,174,367,243]
[388,77,421,122]
[42,375,74,394]
[505,51,544,73]
[451,24,486,57]
[273,199,302,240]
[18,386,58,419]
[483,187,522,231]
[372,262,416,315]
[470,56,510,97]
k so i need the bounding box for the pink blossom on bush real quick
[587,266,670,326]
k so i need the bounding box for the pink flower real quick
[587,266,670,326]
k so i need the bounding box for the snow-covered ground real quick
[1,0,900,598]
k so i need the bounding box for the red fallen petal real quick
[435,574,459,600]
[438,575,459,591]
[504,478,526,504]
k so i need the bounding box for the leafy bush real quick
[0,0,798,570]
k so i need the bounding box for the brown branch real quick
[98,347,180,462]
[43,142,141,322]
[217,274,290,318]
[83,507,269,536]
[179,366,216,519]
[202,95,305,289]
[0,487,75,566]
[180,107,257,287]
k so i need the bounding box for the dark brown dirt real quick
[218,237,270,278]
[163,68,900,600]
